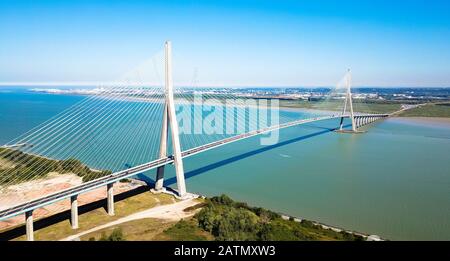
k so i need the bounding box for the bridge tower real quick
[155,41,187,198]
[339,69,356,132]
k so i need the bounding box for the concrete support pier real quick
[339,117,344,130]
[25,210,34,241]
[70,195,79,229]
[107,183,114,216]
[155,102,168,191]
[164,41,187,198]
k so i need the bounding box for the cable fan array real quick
[0,48,374,224]
[0,50,168,211]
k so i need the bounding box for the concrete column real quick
[345,70,356,132]
[339,95,348,130]
[339,117,345,130]
[155,103,168,191]
[165,41,187,198]
[70,195,79,229]
[25,210,34,241]
[107,183,114,216]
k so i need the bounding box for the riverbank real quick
[163,194,370,241]
[0,186,380,241]
[161,193,382,241]
[74,193,377,241]
[279,213,382,241]
[398,102,450,117]
[392,116,450,128]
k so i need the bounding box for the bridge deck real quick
[0,113,388,221]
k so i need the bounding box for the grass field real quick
[279,100,402,114]
[0,190,176,241]
[399,102,450,117]
[82,217,214,241]
[280,99,450,117]
[81,218,177,241]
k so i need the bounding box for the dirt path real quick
[61,198,199,241]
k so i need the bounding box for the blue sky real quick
[0,0,449,87]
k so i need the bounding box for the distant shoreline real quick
[392,116,450,127]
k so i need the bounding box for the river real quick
[0,88,449,240]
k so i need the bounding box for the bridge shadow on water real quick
[0,123,349,241]
[163,124,349,187]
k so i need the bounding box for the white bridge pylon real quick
[154,41,187,198]
[0,42,394,241]
[339,69,357,132]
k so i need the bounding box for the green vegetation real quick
[5,193,367,241]
[164,195,364,241]
[98,228,125,241]
[399,102,450,117]
[88,228,126,241]
[156,219,213,241]
[0,148,111,185]
[82,195,365,241]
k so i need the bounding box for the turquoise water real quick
[0,89,85,144]
[1,89,449,240]
[177,118,450,240]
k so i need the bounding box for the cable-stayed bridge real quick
[0,41,403,240]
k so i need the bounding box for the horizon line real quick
[0,82,448,89]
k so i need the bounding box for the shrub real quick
[194,194,364,241]
[99,228,125,241]
[210,194,234,206]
